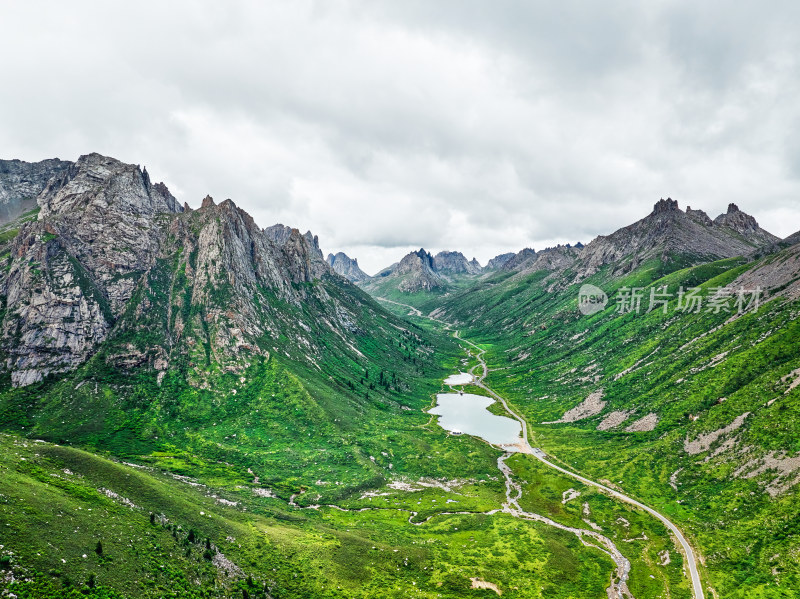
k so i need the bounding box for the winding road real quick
[376,296,705,599]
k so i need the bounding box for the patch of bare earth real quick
[597,410,633,431]
[781,368,800,394]
[212,552,243,577]
[684,413,750,454]
[624,413,658,432]
[543,389,605,424]
[734,451,800,497]
[470,578,502,595]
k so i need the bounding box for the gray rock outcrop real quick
[486,252,515,270]
[327,252,369,282]
[0,158,72,224]
[433,251,482,275]
[394,249,444,292]
[0,153,344,387]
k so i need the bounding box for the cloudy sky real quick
[2,1,800,274]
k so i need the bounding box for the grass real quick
[432,253,800,597]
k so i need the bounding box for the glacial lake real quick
[429,393,523,449]
[443,372,473,385]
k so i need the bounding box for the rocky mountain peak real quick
[0,153,336,387]
[39,153,181,219]
[411,248,435,268]
[713,202,762,235]
[264,223,293,245]
[327,252,369,283]
[501,245,582,274]
[433,250,482,275]
[576,198,780,280]
[501,248,537,271]
[652,197,679,214]
[390,248,443,291]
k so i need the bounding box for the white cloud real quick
[1,0,799,274]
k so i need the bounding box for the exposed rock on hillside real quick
[433,251,482,275]
[714,203,779,246]
[327,252,369,282]
[501,248,537,271]
[2,153,182,386]
[0,158,72,223]
[394,249,444,292]
[502,245,582,274]
[575,198,778,279]
[730,236,800,300]
[0,153,350,387]
[264,223,292,245]
[486,252,515,270]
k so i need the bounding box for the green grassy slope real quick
[0,431,645,598]
[437,253,800,597]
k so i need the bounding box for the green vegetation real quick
[433,253,800,597]
[1,199,798,598]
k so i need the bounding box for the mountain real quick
[431,201,800,598]
[360,248,488,306]
[1,168,797,599]
[486,252,515,270]
[432,251,482,275]
[575,198,779,279]
[392,248,444,291]
[501,247,536,271]
[0,157,72,223]
[360,248,445,297]
[0,153,452,402]
[327,251,369,282]
[501,245,583,274]
[782,229,800,248]
[713,202,780,246]
[2,153,183,385]
[263,222,292,244]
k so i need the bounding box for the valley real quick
[0,157,798,598]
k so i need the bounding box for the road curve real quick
[529,450,704,599]
[375,297,705,599]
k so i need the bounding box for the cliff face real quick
[394,249,444,292]
[0,154,347,387]
[0,158,72,223]
[2,154,182,386]
[327,252,369,282]
[486,252,515,270]
[433,251,482,275]
[501,248,537,271]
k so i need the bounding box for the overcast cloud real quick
[2,0,799,274]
